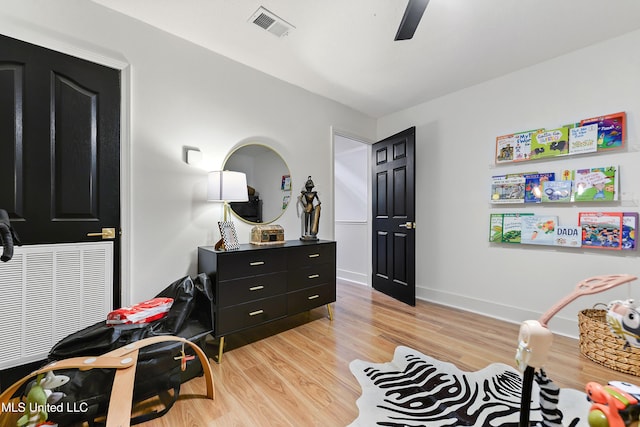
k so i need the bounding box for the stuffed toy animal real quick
[15,371,69,427]
[607,299,640,350]
[16,374,48,427]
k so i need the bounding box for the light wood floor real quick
[117,282,640,425]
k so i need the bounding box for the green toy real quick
[16,374,48,427]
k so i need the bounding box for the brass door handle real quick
[399,222,416,229]
[87,228,116,239]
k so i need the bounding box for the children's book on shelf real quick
[580,112,626,151]
[489,213,503,243]
[540,180,572,203]
[529,127,570,160]
[579,212,623,250]
[495,130,540,164]
[520,215,558,246]
[502,213,533,244]
[567,166,618,202]
[554,226,582,248]
[490,174,525,203]
[495,134,516,163]
[568,123,599,155]
[622,212,638,250]
[524,173,555,203]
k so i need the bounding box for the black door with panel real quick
[372,127,416,306]
[0,34,121,307]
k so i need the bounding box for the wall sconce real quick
[207,170,248,221]
[185,147,203,166]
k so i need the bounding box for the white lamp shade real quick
[207,171,249,202]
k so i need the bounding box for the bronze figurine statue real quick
[299,176,321,240]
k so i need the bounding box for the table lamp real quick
[207,170,249,221]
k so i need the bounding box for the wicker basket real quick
[578,308,640,376]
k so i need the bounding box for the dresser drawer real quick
[218,250,286,280]
[287,284,336,315]
[217,295,287,335]
[218,272,287,307]
[287,243,335,267]
[288,263,335,292]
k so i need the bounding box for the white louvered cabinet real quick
[0,242,113,369]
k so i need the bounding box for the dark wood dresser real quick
[198,240,336,362]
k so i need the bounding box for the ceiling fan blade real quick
[394,0,430,41]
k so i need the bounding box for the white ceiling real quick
[92,0,640,118]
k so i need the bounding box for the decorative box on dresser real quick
[197,240,336,362]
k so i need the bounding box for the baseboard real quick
[416,287,580,340]
[337,269,369,287]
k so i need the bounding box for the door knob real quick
[399,222,416,229]
[87,227,116,239]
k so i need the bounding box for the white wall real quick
[334,134,370,285]
[1,0,376,304]
[378,30,640,338]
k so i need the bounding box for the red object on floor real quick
[107,297,174,325]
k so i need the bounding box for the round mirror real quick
[223,143,291,224]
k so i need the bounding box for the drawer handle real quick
[249,285,264,291]
[307,294,320,300]
[250,261,265,266]
[308,253,320,258]
[308,274,320,279]
[249,309,264,316]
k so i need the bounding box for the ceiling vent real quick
[248,6,295,38]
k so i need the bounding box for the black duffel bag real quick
[44,273,214,426]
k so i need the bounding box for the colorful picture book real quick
[501,213,531,244]
[529,128,569,161]
[554,226,582,248]
[490,174,525,204]
[489,213,504,243]
[524,173,555,203]
[567,166,618,202]
[580,112,626,151]
[622,212,638,250]
[568,123,598,155]
[579,212,623,250]
[520,215,558,246]
[540,180,572,203]
[495,130,538,164]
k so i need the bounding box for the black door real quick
[372,127,416,306]
[0,34,121,307]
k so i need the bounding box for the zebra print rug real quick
[348,346,590,426]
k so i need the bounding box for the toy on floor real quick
[515,274,638,427]
[586,381,640,427]
[607,299,640,349]
[16,374,48,427]
[16,371,69,427]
